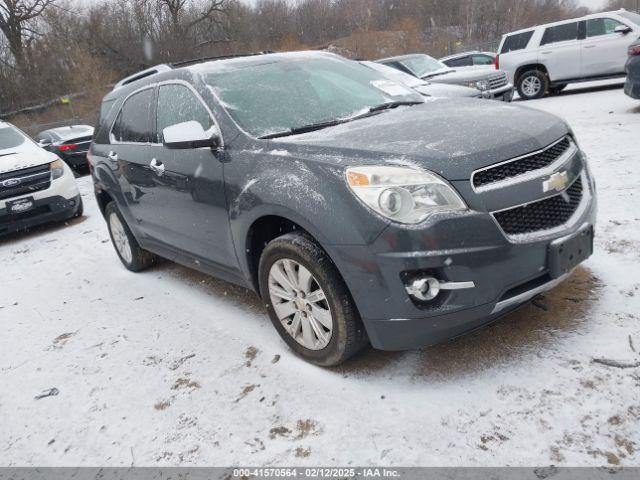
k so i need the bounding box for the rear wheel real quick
[258,232,368,367]
[105,202,157,272]
[517,70,549,100]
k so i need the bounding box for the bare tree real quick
[0,0,57,71]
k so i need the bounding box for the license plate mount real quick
[7,196,35,214]
[548,224,594,278]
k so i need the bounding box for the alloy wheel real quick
[522,76,542,97]
[268,259,333,350]
[109,212,133,264]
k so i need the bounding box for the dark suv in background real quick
[90,51,596,366]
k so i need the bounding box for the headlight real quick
[473,80,489,91]
[345,166,466,224]
[50,159,65,180]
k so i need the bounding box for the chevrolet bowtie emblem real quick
[543,171,568,193]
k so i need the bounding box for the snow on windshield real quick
[203,57,423,138]
[0,126,26,152]
[399,55,449,77]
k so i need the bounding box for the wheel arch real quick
[242,209,339,294]
[514,63,549,85]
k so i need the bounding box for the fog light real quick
[405,276,476,302]
[406,277,441,301]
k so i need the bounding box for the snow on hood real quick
[275,98,569,181]
[0,142,59,174]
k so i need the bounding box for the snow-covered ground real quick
[1,82,639,467]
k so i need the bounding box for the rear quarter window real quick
[540,22,579,45]
[500,31,534,53]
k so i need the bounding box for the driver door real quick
[152,82,236,271]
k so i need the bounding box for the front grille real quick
[0,164,51,201]
[473,137,572,188]
[494,176,583,235]
[488,72,508,89]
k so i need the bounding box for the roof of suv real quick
[503,9,631,36]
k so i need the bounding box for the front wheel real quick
[105,202,157,272]
[517,70,549,100]
[258,232,368,367]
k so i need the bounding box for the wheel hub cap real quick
[268,259,333,350]
[109,212,132,264]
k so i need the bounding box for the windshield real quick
[204,57,423,138]
[361,61,426,88]
[620,11,640,26]
[399,55,450,78]
[0,126,27,151]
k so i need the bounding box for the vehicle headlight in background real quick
[50,159,65,180]
[345,166,467,224]
[473,80,489,91]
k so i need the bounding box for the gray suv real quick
[90,51,596,366]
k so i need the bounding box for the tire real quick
[105,201,157,272]
[549,83,567,95]
[517,70,549,100]
[258,232,368,367]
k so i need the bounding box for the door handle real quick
[584,45,596,49]
[150,158,165,176]
[541,51,552,55]
[107,151,118,162]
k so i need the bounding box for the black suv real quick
[90,51,596,366]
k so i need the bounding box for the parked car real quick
[1,121,82,236]
[36,125,94,173]
[359,60,481,98]
[377,54,514,101]
[624,41,640,99]
[497,9,640,100]
[440,51,496,68]
[91,51,596,366]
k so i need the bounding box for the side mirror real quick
[38,139,52,147]
[614,25,632,35]
[162,121,220,150]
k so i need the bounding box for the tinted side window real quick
[472,54,494,65]
[112,88,154,143]
[541,22,579,45]
[586,18,625,37]
[500,31,534,53]
[445,56,472,67]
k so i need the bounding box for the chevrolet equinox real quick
[90,52,596,366]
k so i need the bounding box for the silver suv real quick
[497,9,640,99]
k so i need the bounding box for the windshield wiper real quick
[367,100,423,113]
[259,119,344,139]
[421,71,451,79]
[258,101,422,140]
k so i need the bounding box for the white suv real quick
[497,9,640,100]
[0,121,82,236]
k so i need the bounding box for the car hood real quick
[414,83,479,98]
[0,147,58,175]
[424,68,503,85]
[275,98,569,181]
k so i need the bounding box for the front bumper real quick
[0,194,81,236]
[483,84,514,101]
[330,164,596,351]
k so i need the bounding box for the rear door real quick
[581,17,632,76]
[109,87,165,241]
[538,21,582,81]
[152,81,236,271]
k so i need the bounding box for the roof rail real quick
[113,64,173,90]
[171,51,275,68]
